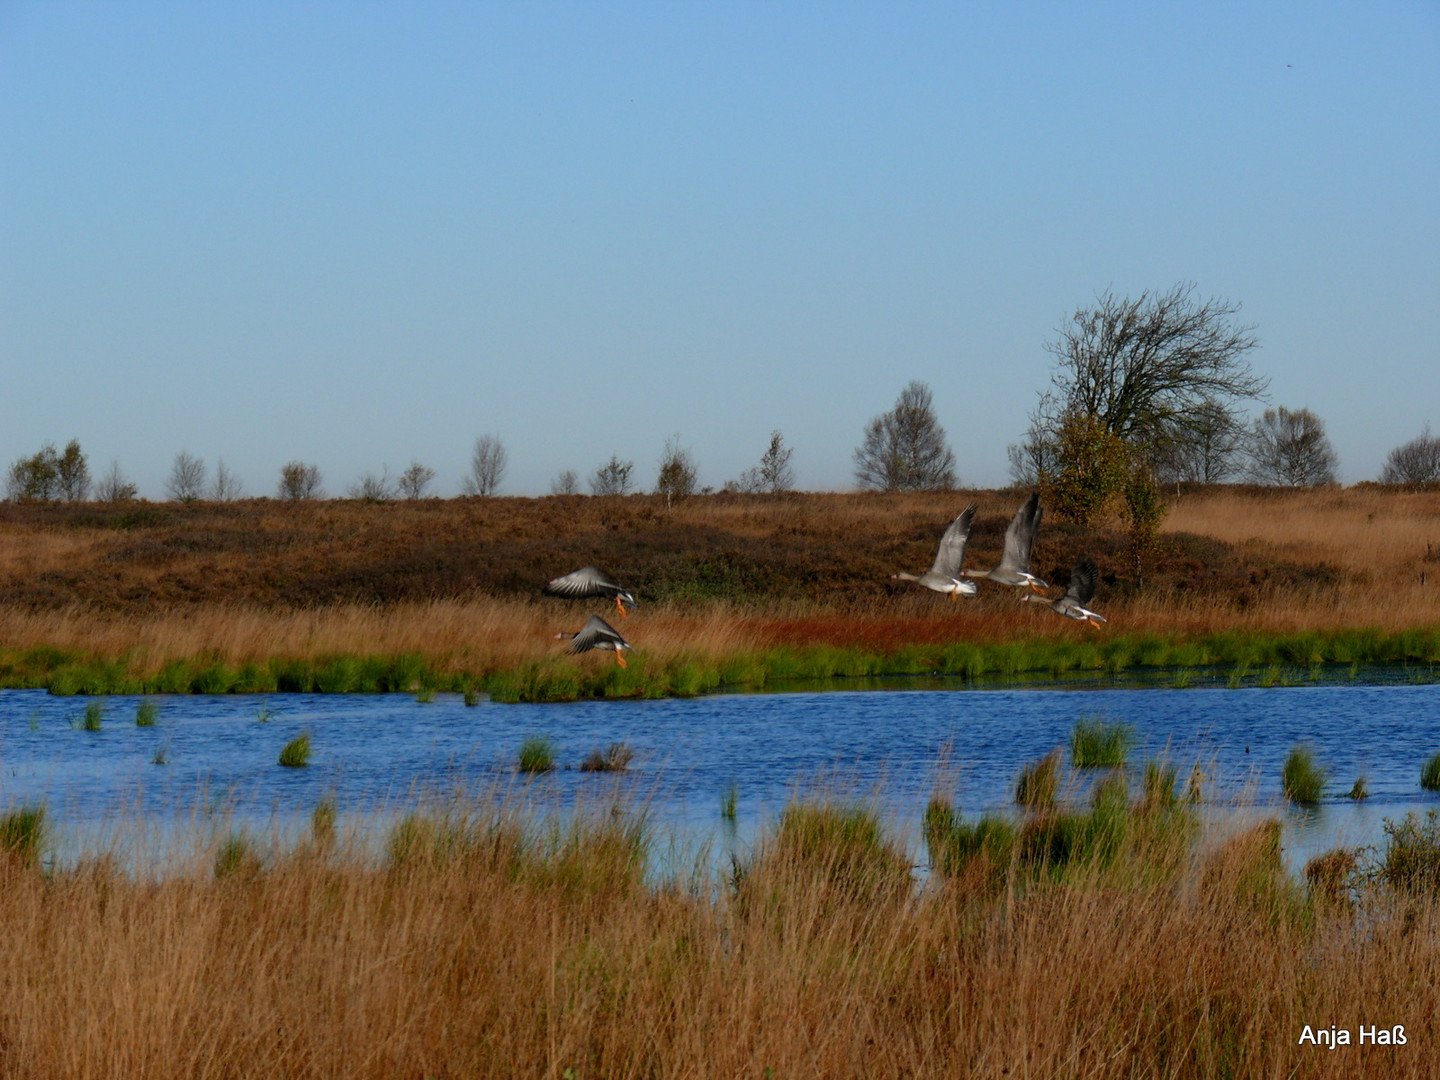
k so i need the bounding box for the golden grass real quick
[0,794,1435,1078]
[0,486,1437,674]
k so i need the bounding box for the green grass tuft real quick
[518,734,557,773]
[1281,745,1326,804]
[1346,776,1369,800]
[1070,717,1134,768]
[1421,752,1440,791]
[82,699,104,731]
[278,733,312,768]
[135,700,159,726]
[0,805,46,869]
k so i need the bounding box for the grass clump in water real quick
[1421,752,1440,791]
[0,806,46,869]
[579,742,634,773]
[1281,745,1326,804]
[1069,717,1134,768]
[81,700,104,731]
[278,733,312,768]
[135,700,159,726]
[720,782,738,823]
[1015,750,1062,809]
[518,735,557,773]
[1346,776,1369,800]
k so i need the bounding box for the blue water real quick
[3,684,1439,869]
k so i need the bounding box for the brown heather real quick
[0,799,1435,1078]
[1,485,1437,672]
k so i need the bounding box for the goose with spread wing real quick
[962,491,1047,592]
[543,566,637,618]
[554,615,634,666]
[1021,559,1107,627]
[892,504,978,600]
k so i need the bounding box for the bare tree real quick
[1024,283,1267,467]
[1246,406,1339,486]
[210,458,243,501]
[278,461,324,501]
[166,451,207,503]
[550,469,580,496]
[1152,399,1250,485]
[397,461,436,499]
[758,430,795,492]
[655,435,697,508]
[853,380,956,491]
[590,455,634,496]
[1380,426,1440,485]
[348,468,393,502]
[461,434,507,497]
[94,460,139,503]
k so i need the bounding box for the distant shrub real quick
[277,461,323,501]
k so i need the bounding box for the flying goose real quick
[554,615,634,666]
[1021,559,1107,627]
[962,491,1047,592]
[543,566,637,618]
[892,504,978,600]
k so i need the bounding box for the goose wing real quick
[995,491,1042,574]
[929,504,976,578]
[567,615,628,654]
[544,565,621,599]
[1066,559,1098,606]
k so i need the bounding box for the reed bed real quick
[0,788,1436,1078]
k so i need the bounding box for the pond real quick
[2,682,1439,870]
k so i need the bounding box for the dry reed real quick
[0,791,1434,1078]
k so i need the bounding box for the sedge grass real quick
[517,734,557,773]
[1422,752,1440,792]
[1070,717,1135,768]
[578,742,634,773]
[1281,745,1326,804]
[278,733,311,768]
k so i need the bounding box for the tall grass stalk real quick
[1015,750,1062,809]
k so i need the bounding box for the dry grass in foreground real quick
[0,790,1436,1079]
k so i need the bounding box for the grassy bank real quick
[4,624,1437,701]
[2,486,1438,700]
[0,786,1436,1077]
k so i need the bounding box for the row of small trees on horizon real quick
[2,429,798,506]
[6,283,1436,507]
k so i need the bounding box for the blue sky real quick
[3,2,1437,497]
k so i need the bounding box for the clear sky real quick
[3,2,1437,497]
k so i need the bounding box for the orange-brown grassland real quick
[2,485,1440,1077]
